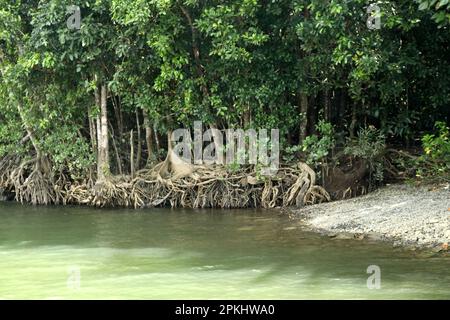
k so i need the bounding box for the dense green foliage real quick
[417,0,450,26]
[416,121,450,182]
[0,0,449,183]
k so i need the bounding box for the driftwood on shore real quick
[0,152,330,209]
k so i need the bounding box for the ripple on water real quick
[0,203,449,299]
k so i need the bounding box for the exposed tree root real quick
[323,158,370,200]
[1,154,330,209]
[8,157,59,205]
[66,158,329,208]
[0,155,19,200]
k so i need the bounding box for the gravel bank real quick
[292,184,450,251]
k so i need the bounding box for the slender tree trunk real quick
[97,84,110,181]
[88,105,97,157]
[142,108,153,163]
[17,102,44,170]
[96,114,101,174]
[154,125,160,156]
[180,5,207,97]
[308,95,318,135]
[130,130,135,178]
[243,106,251,128]
[135,109,142,171]
[209,123,223,164]
[299,92,309,144]
[109,123,123,175]
[350,101,357,138]
[89,116,97,154]
[323,89,330,122]
[95,86,102,176]
[112,95,124,138]
[338,89,346,128]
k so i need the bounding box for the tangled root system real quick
[1,153,330,209]
[69,155,330,208]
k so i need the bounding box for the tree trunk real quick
[97,85,110,181]
[243,106,251,128]
[308,95,318,135]
[142,108,153,163]
[154,125,160,156]
[95,87,102,176]
[112,95,124,138]
[17,102,45,170]
[299,92,309,144]
[180,5,208,98]
[135,109,142,171]
[209,123,223,164]
[109,123,123,175]
[338,89,347,130]
[350,101,357,138]
[130,130,135,178]
[323,89,330,122]
[88,106,97,157]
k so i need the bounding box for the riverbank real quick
[291,184,450,252]
[0,158,329,208]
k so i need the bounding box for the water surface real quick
[0,202,449,299]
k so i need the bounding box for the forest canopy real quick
[0,0,449,207]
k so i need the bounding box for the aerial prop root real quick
[1,152,330,208]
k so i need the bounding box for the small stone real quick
[366,233,383,241]
[354,233,365,240]
[334,233,354,240]
[444,230,450,240]
[393,241,403,247]
[327,233,337,238]
[431,245,444,253]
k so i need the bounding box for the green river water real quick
[0,202,449,299]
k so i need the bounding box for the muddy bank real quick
[291,184,450,251]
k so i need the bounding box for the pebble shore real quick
[292,184,450,252]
